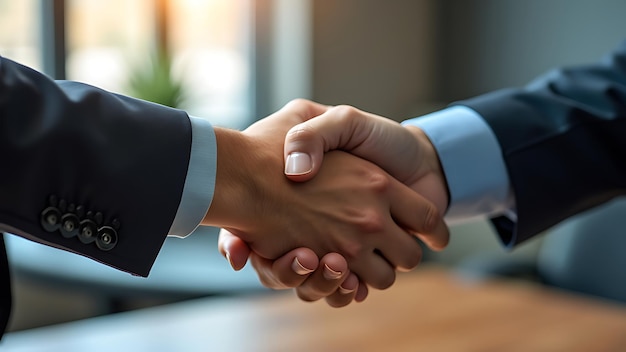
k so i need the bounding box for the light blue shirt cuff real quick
[167,116,216,238]
[402,106,515,224]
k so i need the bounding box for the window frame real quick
[39,0,313,123]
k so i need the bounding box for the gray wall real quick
[312,0,626,115]
[312,0,440,119]
[437,0,626,101]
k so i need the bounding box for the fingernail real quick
[292,257,314,275]
[339,285,355,295]
[397,266,413,273]
[285,152,312,175]
[323,264,342,280]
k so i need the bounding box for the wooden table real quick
[3,266,626,352]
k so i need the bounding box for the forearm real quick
[0,56,192,276]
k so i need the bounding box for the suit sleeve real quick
[0,57,196,276]
[458,41,626,247]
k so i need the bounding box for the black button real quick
[40,207,62,232]
[96,226,118,251]
[59,213,80,238]
[78,219,98,244]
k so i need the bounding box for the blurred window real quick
[0,0,253,129]
[65,0,155,95]
[0,0,42,70]
[66,0,253,128]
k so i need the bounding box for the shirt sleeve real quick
[167,116,217,238]
[402,106,516,224]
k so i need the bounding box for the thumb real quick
[283,123,327,182]
[284,106,365,182]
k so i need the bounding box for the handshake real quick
[202,99,451,307]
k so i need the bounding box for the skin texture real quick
[218,102,450,306]
[205,100,447,290]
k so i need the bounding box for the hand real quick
[219,229,368,307]
[283,105,448,219]
[206,99,447,289]
[219,103,450,306]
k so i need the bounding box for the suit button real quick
[60,213,80,238]
[41,207,62,232]
[78,219,98,244]
[96,226,118,251]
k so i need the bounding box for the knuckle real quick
[339,240,367,261]
[354,209,385,234]
[330,105,358,122]
[422,203,441,233]
[288,98,310,105]
[286,123,316,141]
[285,98,311,110]
[283,98,316,118]
[367,171,391,194]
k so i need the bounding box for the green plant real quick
[126,49,186,108]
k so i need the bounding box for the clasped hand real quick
[209,99,450,307]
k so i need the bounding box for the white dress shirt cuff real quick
[167,116,217,238]
[402,106,514,224]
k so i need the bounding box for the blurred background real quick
[2,0,626,333]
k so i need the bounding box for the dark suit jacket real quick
[0,57,195,337]
[460,41,626,247]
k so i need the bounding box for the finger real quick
[344,177,424,273]
[284,105,416,183]
[275,100,333,180]
[217,228,251,271]
[387,178,450,251]
[338,272,359,295]
[249,248,319,289]
[323,273,359,308]
[284,106,365,182]
[295,253,350,302]
[413,220,450,252]
[372,222,423,273]
[349,252,397,290]
[354,282,369,302]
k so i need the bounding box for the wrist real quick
[404,125,450,212]
[202,127,287,245]
[202,127,257,229]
